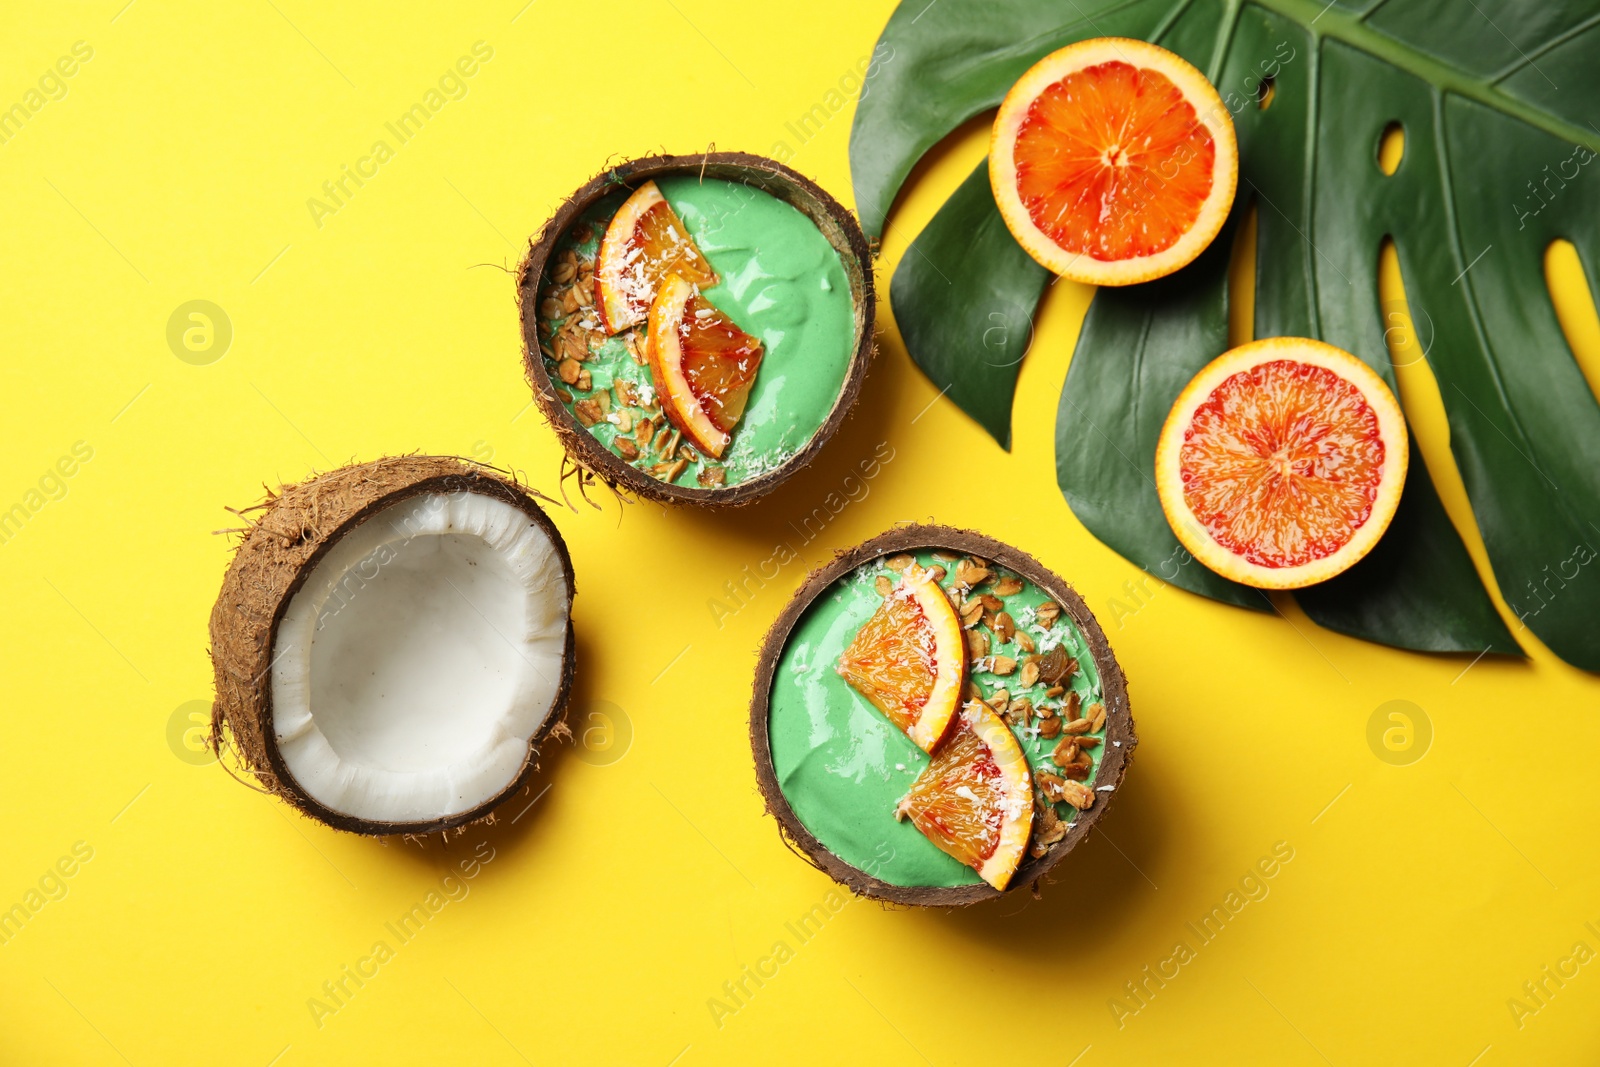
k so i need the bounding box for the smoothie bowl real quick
[750,526,1135,906]
[517,152,876,507]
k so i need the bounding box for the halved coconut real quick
[750,525,1135,906]
[516,150,876,508]
[209,456,576,835]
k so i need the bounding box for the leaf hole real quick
[1377,237,1429,373]
[1378,237,1502,616]
[1377,121,1404,176]
[1256,75,1276,110]
[1227,200,1259,348]
[1544,238,1600,405]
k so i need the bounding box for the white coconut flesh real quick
[270,491,569,824]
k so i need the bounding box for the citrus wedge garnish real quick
[645,273,763,460]
[896,701,1033,891]
[594,180,718,334]
[989,37,1238,285]
[1155,337,1409,589]
[837,564,965,753]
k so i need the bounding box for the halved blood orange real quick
[896,701,1033,891]
[837,564,965,753]
[646,273,764,459]
[594,180,718,334]
[989,37,1238,285]
[1155,337,1409,589]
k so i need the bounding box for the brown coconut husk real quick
[749,525,1136,907]
[207,455,577,836]
[516,150,877,508]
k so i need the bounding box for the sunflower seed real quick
[1037,770,1069,803]
[1018,659,1039,688]
[625,331,648,366]
[1058,781,1095,810]
[955,559,990,587]
[994,611,1015,644]
[1033,802,1067,853]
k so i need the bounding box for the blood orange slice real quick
[837,564,965,753]
[645,273,764,459]
[896,701,1032,891]
[1155,337,1409,589]
[594,180,718,334]
[989,37,1237,285]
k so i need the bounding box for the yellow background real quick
[3,2,1599,1064]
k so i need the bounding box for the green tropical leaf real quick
[1055,210,1273,612]
[889,162,1049,448]
[854,0,1600,666]
[849,0,1183,240]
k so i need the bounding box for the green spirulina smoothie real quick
[542,176,855,487]
[768,553,1108,888]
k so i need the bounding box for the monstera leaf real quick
[853,0,1600,669]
